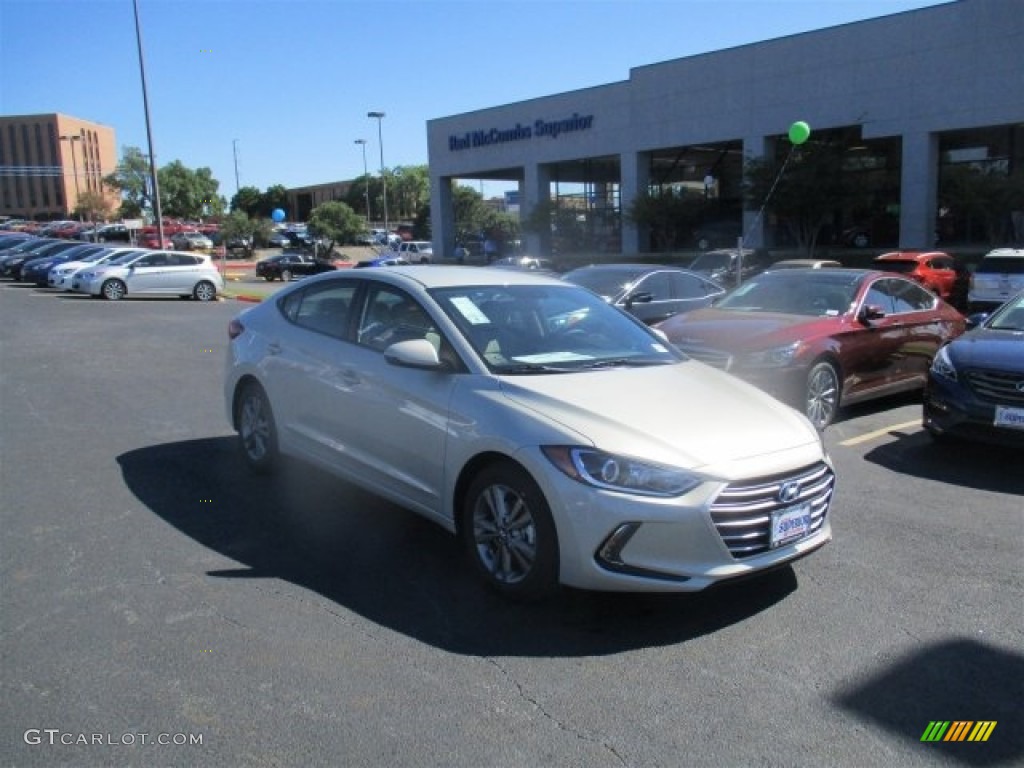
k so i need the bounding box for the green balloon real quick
[788,121,811,145]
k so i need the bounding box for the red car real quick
[139,231,173,249]
[655,268,966,429]
[873,250,959,302]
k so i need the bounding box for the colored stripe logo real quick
[921,721,997,742]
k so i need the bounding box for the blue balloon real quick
[271,208,286,222]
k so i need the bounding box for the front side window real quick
[888,278,937,313]
[633,272,672,302]
[357,285,440,352]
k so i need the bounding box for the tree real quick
[159,161,224,219]
[230,186,263,217]
[389,165,430,220]
[626,189,706,252]
[219,210,271,260]
[103,146,153,218]
[940,164,1024,245]
[307,201,363,256]
[743,140,875,255]
[74,189,115,226]
[260,185,289,218]
[452,185,487,236]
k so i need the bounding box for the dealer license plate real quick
[994,405,1024,431]
[770,503,812,548]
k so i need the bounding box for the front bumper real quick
[528,450,834,592]
[924,375,1024,447]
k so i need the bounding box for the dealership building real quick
[427,0,1024,259]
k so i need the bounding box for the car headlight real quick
[542,446,702,497]
[930,345,957,382]
[744,341,803,368]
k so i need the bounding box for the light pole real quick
[232,139,240,194]
[354,139,371,224]
[59,133,82,218]
[133,0,164,247]
[367,111,388,237]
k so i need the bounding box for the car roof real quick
[874,251,950,261]
[302,265,569,290]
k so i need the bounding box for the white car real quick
[968,248,1024,313]
[171,231,214,251]
[225,267,834,599]
[395,240,433,263]
[48,247,144,291]
[72,249,224,301]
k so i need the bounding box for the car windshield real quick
[716,271,861,316]
[429,283,684,373]
[986,294,1024,331]
[561,266,646,298]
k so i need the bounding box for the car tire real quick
[697,237,711,250]
[462,461,558,601]
[193,281,217,302]
[805,360,840,430]
[281,269,293,281]
[236,381,278,474]
[101,279,126,301]
[263,275,275,282]
[852,233,869,248]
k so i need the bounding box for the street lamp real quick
[367,111,388,236]
[59,133,82,217]
[354,139,371,223]
[233,139,240,194]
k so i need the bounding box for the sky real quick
[1,0,952,202]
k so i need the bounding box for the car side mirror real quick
[384,339,446,370]
[625,291,653,308]
[964,312,989,330]
[858,304,886,324]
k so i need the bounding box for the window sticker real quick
[451,296,490,325]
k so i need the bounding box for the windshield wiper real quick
[497,363,575,374]
[579,358,668,369]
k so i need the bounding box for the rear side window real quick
[279,281,358,339]
[977,257,1024,274]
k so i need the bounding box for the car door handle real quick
[267,342,282,355]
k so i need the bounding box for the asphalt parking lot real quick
[1,283,1021,768]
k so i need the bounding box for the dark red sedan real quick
[655,269,966,429]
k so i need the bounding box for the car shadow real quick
[117,436,801,657]
[832,637,1023,766]
[862,429,1024,495]
[832,389,923,427]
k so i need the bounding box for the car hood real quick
[497,362,822,476]
[657,308,829,352]
[947,327,1024,372]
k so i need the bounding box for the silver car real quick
[225,267,834,599]
[72,249,224,301]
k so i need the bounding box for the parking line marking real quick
[839,419,921,447]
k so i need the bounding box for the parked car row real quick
[0,234,224,301]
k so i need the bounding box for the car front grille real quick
[965,369,1024,405]
[679,346,733,370]
[709,461,834,558]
